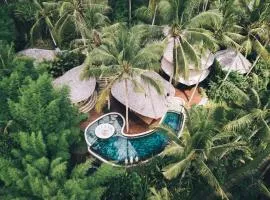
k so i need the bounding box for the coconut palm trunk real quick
[44,17,58,49]
[203,0,208,11]
[246,55,260,76]
[151,5,158,25]
[124,78,129,133]
[188,53,211,106]
[188,71,203,106]
[129,0,132,25]
[246,39,269,76]
[167,37,177,95]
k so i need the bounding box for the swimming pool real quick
[84,109,185,166]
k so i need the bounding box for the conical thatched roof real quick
[17,48,56,62]
[111,71,175,119]
[161,58,210,86]
[161,37,214,85]
[163,37,215,69]
[215,49,252,74]
[53,65,96,103]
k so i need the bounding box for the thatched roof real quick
[163,37,215,69]
[111,71,175,119]
[53,65,96,103]
[163,37,174,63]
[161,58,210,86]
[215,49,252,74]
[161,37,214,85]
[17,48,56,62]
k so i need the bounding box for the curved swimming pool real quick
[84,110,185,166]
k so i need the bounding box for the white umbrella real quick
[53,64,96,103]
[215,49,252,74]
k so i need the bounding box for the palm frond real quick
[141,74,164,94]
[162,151,195,180]
[197,160,229,200]
[160,142,184,158]
[188,10,223,29]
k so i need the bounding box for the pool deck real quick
[80,87,202,134]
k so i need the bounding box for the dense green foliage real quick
[47,51,85,78]
[0,0,270,199]
[0,6,16,43]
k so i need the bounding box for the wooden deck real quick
[80,87,202,135]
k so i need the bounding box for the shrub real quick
[205,62,249,103]
[47,51,86,78]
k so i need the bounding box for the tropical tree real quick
[158,0,218,83]
[0,42,39,131]
[8,74,80,147]
[200,0,244,49]
[55,0,110,49]
[28,0,60,48]
[160,105,251,199]
[235,0,270,76]
[135,0,161,25]
[223,88,270,141]
[0,130,123,199]
[235,0,270,59]
[83,24,165,132]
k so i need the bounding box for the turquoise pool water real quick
[85,111,184,165]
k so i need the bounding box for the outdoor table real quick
[95,123,115,139]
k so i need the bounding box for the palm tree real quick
[83,24,165,132]
[55,0,110,49]
[206,0,245,49]
[159,0,218,83]
[224,87,269,136]
[135,0,162,25]
[29,0,60,48]
[160,105,250,199]
[236,0,269,57]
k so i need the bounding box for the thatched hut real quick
[17,48,57,62]
[215,49,252,74]
[111,71,175,122]
[53,64,97,113]
[161,37,214,86]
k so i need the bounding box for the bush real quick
[47,51,86,78]
[104,172,148,200]
[205,62,249,103]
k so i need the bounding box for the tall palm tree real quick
[55,0,110,48]
[29,0,60,48]
[83,24,165,132]
[235,0,270,59]
[224,87,270,135]
[160,105,250,199]
[135,0,162,25]
[203,0,245,49]
[159,0,218,83]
